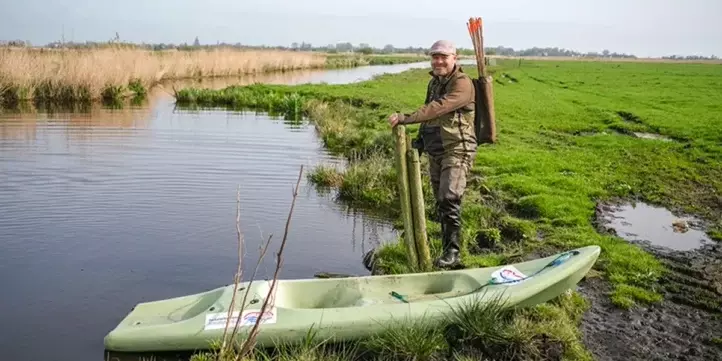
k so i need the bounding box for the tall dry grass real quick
[0,47,327,104]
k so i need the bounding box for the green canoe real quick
[104,245,600,352]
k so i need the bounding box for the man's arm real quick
[400,76,474,124]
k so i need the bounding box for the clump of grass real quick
[709,223,722,242]
[193,327,360,361]
[444,293,527,358]
[337,155,397,208]
[101,84,126,103]
[475,228,502,249]
[366,241,415,275]
[362,316,448,361]
[517,291,594,361]
[308,156,398,221]
[0,82,30,107]
[128,78,147,97]
[175,86,309,122]
[324,54,427,68]
[610,284,664,309]
[33,80,92,104]
[441,290,592,361]
[305,98,396,159]
[307,164,344,188]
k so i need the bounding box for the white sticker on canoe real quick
[204,308,277,330]
[490,265,528,285]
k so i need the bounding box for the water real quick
[159,60,434,89]
[632,132,673,142]
[600,202,714,251]
[0,61,431,361]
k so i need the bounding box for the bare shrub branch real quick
[209,165,304,361]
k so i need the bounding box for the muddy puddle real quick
[632,132,673,141]
[597,202,714,252]
[571,130,674,143]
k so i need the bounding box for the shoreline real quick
[173,57,722,360]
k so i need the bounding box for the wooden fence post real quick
[393,125,418,270]
[406,139,432,272]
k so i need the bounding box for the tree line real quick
[0,37,718,61]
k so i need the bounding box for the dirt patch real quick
[582,200,722,360]
[501,73,519,83]
[578,277,722,361]
[616,111,645,124]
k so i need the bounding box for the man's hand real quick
[388,113,401,127]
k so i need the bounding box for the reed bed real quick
[0,47,327,104]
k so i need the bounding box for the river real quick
[0,61,430,361]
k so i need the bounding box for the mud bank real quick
[582,201,722,361]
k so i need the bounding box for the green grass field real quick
[175,58,722,359]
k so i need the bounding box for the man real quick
[388,40,477,268]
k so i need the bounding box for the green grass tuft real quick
[128,78,147,97]
[362,315,448,361]
[307,165,344,188]
[709,223,722,242]
[610,284,664,309]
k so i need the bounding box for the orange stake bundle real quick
[466,16,497,144]
[466,17,486,76]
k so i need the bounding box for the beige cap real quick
[429,40,456,55]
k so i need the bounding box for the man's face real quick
[431,53,456,76]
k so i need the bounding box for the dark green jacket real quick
[399,65,477,158]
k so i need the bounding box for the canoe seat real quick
[272,272,484,309]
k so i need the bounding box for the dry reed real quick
[0,47,327,103]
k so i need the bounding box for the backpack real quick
[423,75,497,145]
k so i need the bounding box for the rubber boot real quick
[435,221,461,268]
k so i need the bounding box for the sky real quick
[1,0,720,58]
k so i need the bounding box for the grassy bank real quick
[175,58,722,358]
[325,53,429,68]
[175,58,722,303]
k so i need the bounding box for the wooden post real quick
[406,142,432,272]
[393,125,418,270]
